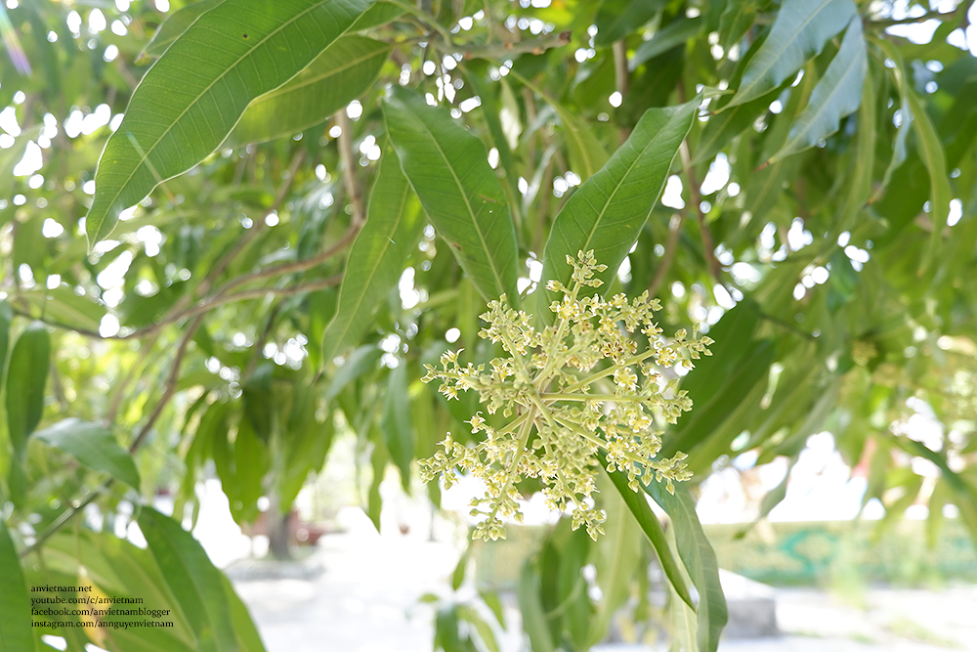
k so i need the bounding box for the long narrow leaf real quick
[140,0,224,59]
[729,0,856,107]
[769,16,866,162]
[5,322,50,459]
[322,147,424,361]
[34,419,141,488]
[539,100,698,319]
[137,507,245,652]
[643,483,728,652]
[383,85,520,303]
[601,462,694,609]
[0,522,34,652]
[87,0,373,245]
[228,36,390,145]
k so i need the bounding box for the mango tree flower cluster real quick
[420,251,713,541]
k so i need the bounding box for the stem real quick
[541,393,650,403]
[486,409,536,520]
[561,348,659,394]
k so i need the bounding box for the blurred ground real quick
[233,522,977,652]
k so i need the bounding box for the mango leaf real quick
[383,85,520,304]
[5,322,50,459]
[381,363,414,489]
[137,507,243,652]
[223,574,267,652]
[512,71,608,180]
[87,0,373,245]
[33,418,141,489]
[906,86,951,274]
[0,522,34,652]
[517,562,556,652]
[630,17,703,70]
[228,36,390,145]
[589,471,643,646]
[325,344,382,400]
[601,462,694,609]
[729,0,856,107]
[0,301,10,388]
[769,17,866,162]
[666,523,699,652]
[538,100,697,318]
[18,287,105,333]
[367,424,388,530]
[643,483,728,652]
[321,148,424,361]
[838,70,877,230]
[594,0,665,47]
[348,1,403,30]
[140,0,224,59]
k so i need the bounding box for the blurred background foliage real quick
[2,0,977,650]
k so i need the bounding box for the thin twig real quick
[648,213,685,297]
[679,139,723,283]
[196,150,306,299]
[612,39,631,144]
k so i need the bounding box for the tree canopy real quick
[2,0,977,651]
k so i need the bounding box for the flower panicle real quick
[420,250,712,540]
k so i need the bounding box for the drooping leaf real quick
[629,17,703,70]
[33,418,141,488]
[838,69,877,230]
[137,507,244,652]
[643,483,728,652]
[769,17,866,162]
[382,85,520,304]
[381,363,414,489]
[222,574,268,652]
[729,0,857,107]
[87,0,373,245]
[517,562,556,652]
[5,322,50,459]
[366,424,388,531]
[666,523,699,652]
[321,148,424,361]
[140,0,225,59]
[601,462,694,609]
[0,521,34,652]
[0,301,10,388]
[512,71,609,180]
[589,471,643,646]
[906,86,951,274]
[325,344,382,400]
[594,0,665,47]
[538,100,698,318]
[17,287,106,333]
[228,36,390,145]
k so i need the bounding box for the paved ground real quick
[233,530,977,652]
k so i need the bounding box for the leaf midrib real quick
[259,42,392,99]
[399,99,510,298]
[737,0,841,102]
[97,0,329,227]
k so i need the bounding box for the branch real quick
[195,149,306,299]
[459,30,571,59]
[336,110,366,229]
[612,39,631,145]
[679,139,723,284]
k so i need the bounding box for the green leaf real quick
[769,17,866,162]
[0,301,10,389]
[589,470,643,646]
[601,463,694,609]
[512,71,609,180]
[228,36,390,145]
[838,68,877,230]
[348,1,404,30]
[517,562,556,652]
[222,574,268,652]
[0,521,34,652]
[325,344,382,400]
[729,0,856,107]
[33,418,141,488]
[322,148,424,361]
[18,287,106,334]
[539,100,697,317]
[137,507,242,652]
[366,425,388,531]
[643,483,728,652]
[382,85,520,304]
[594,0,665,47]
[666,523,699,652]
[87,0,373,245]
[906,86,951,274]
[381,363,414,489]
[140,0,225,59]
[630,17,703,70]
[5,322,50,459]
